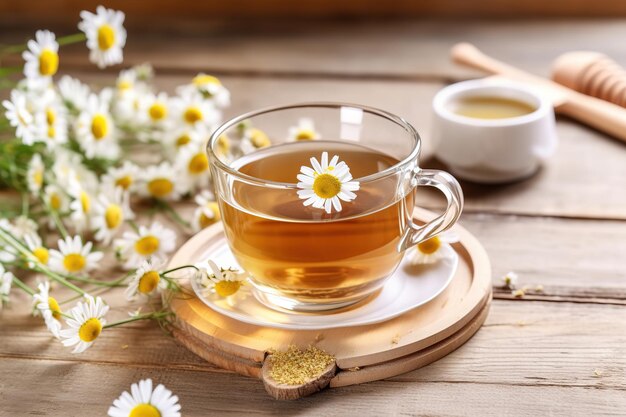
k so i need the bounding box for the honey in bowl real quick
[450,96,536,119]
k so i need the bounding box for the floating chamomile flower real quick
[115,222,177,269]
[502,271,519,289]
[107,378,181,417]
[198,260,247,298]
[57,75,90,110]
[49,235,103,275]
[288,118,320,141]
[192,191,221,232]
[22,30,59,87]
[79,6,127,69]
[26,153,45,195]
[75,93,120,160]
[187,73,230,108]
[25,233,49,266]
[140,162,185,201]
[91,187,134,245]
[125,258,166,299]
[60,295,108,353]
[407,231,459,265]
[296,151,360,214]
[3,89,36,144]
[32,281,62,338]
[101,161,140,193]
[0,264,14,310]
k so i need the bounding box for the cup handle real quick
[398,169,464,252]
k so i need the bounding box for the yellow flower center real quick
[312,173,341,199]
[134,235,159,256]
[217,134,230,155]
[149,103,167,121]
[184,106,203,124]
[138,270,160,294]
[50,193,61,210]
[104,204,123,229]
[147,178,173,198]
[117,80,132,91]
[295,129,317,141]
[33,247,49,265]
[80,191,91,213]
[39,49,59,76]
[63,253,86,273]
[129,404,161,417]
[47,126,56,139]
[115,175,133,190]
[46,108,56,125]
[215,280,242,297]
[249,129,270,148]
[33,170,43,187]
[91,114,108,140]
[417,236,441,255]
[48,296,61,320]
[78,317,102,342]
[192,74,221,87]
[97,24,116,51]
[199,202,221,229]
[188,153,209,174]
[175,134,191,147]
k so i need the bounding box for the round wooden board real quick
[166,208,492,398]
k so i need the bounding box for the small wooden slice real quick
[166,208,492,399]
[262,358,337,400]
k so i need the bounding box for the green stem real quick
[103,311,172,329]
[126,219,139,233]
[156,200,191,230]
[161,264,198,276]
[64,275,125,287]
[57,33,87,46]
[40,196,68,238]
[12,276,35,296]
[21,192,29,217]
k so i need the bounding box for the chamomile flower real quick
[33,94,68,149]
[3,89,36,144]
[296,151,360,214]
[75,93,119,159]
[125,258,166,299]
[0,221,17,263]
[91,187,134,245]
[197,260,247,297]
[43,184,68,213]
[407,231,459,265]
[11,216,39,240]
[187,73,230,108]
[49,235,103,275]
[25,233,49,266]
[58,75,90,110]
[79,6,127,69]
[101,161,140,193]
[140,162,185,201]
[288,118,320,141]
[22,30,59,86]
[164,127,201,157]
[115,222,177,269]
[26,153,45,195]
[175,141,211,192]
[502,271,519,289]
[139,92,170,128]
[192,191,221,232]
[107,378,181,417]
[0,264,14,309]
[68,180,95,232]
[60,295,109,353]
[171,90,219,133]
[32,281,62,338]
[240,127,271,155]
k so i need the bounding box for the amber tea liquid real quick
[219,141,414,307]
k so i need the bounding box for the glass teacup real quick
[208,103,463,312]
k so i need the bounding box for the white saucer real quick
[189,236,459,330]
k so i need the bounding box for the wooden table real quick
[1,19,625,416]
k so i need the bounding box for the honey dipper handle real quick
[557,94,626,144]
[451,42,530,79]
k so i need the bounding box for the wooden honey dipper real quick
[451,42,626,144]
[552,51,626,107]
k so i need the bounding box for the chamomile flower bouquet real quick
[0,6,253,355]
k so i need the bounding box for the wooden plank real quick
[6,20,626,81]
[0,300,626,416]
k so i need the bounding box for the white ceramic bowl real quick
[432,79,558,183]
